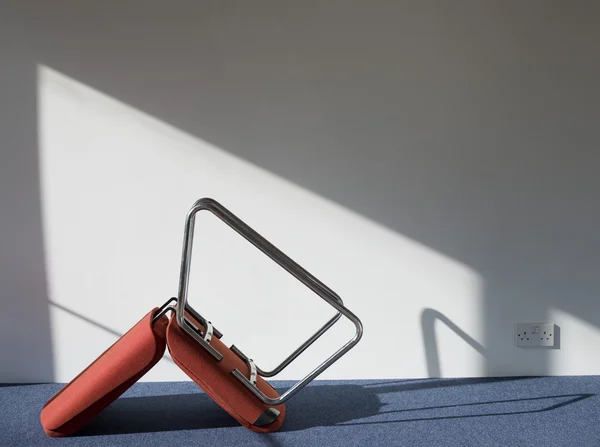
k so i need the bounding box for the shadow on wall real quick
[39,2,600,379]
[0,28,53,382]
[49,301,123,338]
[421,308,487,378]
[422,308,563,377]
[49,301,176,364]
[2,2,600,381]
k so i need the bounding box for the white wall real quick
[39,67,483,381]
[1,1,600,383]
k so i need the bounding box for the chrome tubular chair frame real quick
[173,198,363,406]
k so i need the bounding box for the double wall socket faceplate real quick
[515,323,557,348]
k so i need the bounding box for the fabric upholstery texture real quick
[40,309,168,436]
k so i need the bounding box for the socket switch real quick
[515,323,556,348]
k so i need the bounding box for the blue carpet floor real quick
[2,377,600,446]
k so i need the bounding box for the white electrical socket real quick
[515,323,556,348]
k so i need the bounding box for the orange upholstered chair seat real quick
[166,312,285,432]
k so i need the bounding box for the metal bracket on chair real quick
[153,297,223,360]
[173,198,363,405]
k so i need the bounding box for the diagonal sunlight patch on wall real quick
[38,65,483,381]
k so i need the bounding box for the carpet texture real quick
[2,377,600,446]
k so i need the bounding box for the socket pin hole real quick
[527,338,529,340]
